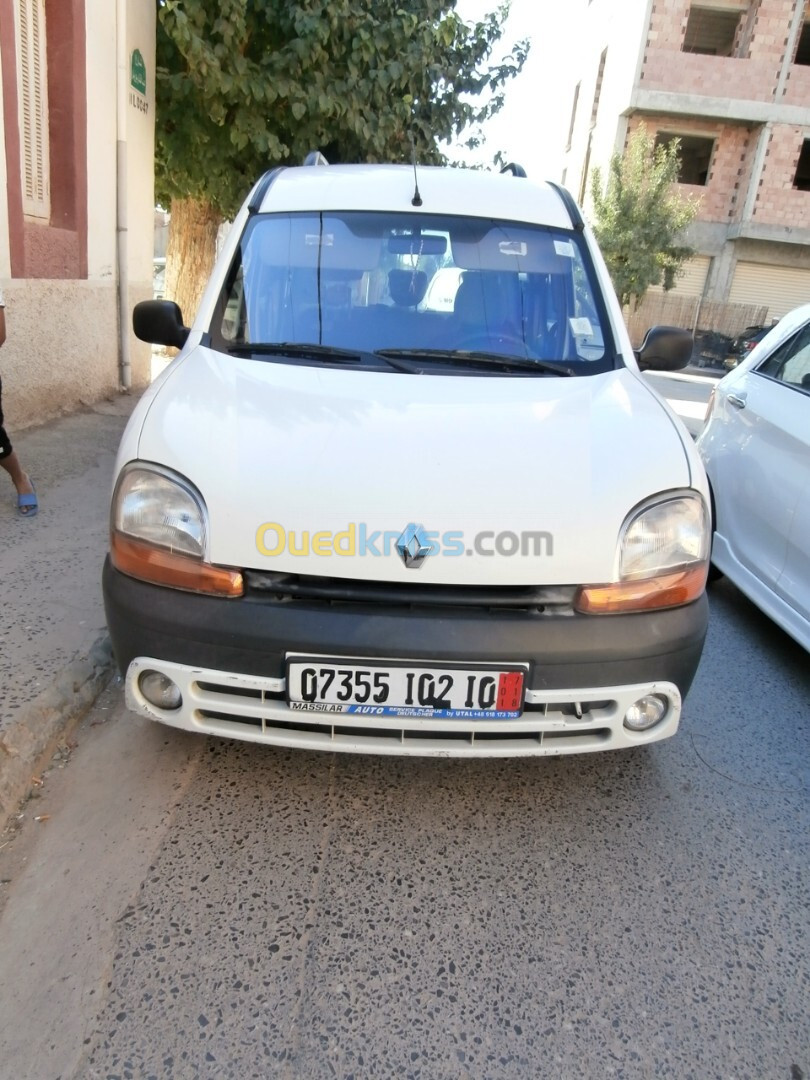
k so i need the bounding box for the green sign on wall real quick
[131,49,146,96]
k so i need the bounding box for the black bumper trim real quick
[102,559,708,696]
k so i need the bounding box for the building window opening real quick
[794,140,810,191]
[566,83,580,151]
[590,50,607,128]
[795,21,810,66]
[579,134,593,205]
[655,133,715,186]
[683,7,742,56]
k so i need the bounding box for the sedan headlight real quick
[110,465,243,597]
[576,493,709,614]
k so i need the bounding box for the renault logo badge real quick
[396,523,432,569]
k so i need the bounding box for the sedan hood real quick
[134,348,692,585]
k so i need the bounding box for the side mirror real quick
[635,325,693,372]
[133,300,190,350]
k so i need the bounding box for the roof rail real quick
[303,150,329,166]
[500,162,527,178]
[547,181,585,231]
[248,167,285,213]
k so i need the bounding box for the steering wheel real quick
[456,331,529,355]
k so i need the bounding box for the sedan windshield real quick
[214,211,615,374]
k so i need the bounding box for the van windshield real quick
[215,211,616,373]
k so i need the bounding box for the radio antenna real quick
[409,132,423,207]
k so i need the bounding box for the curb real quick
[0,636,115,828]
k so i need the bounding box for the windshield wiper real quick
[376,348,575,376]
[225,341,418,373]
[227,342,363,362]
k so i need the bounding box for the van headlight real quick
[110,465,243,597]
[114,467,206,556]
[618,495,708,580]
[575,493,709,614]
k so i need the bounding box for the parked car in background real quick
[723,324,773,370]
[698,305,810,651]
[693,329,733,370]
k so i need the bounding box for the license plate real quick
[286,658,526,719]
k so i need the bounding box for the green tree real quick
[589,124,701,309]
[156,0,528,320]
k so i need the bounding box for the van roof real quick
[254,164,576,230]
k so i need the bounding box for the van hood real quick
[134,347,692,586]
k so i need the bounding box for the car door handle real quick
[727,392,747,409]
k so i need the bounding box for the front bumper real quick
[103,559,708,756]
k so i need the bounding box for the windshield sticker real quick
[305,234,334,246]
[498,240,527,257]
[554,240,575,258]
[569,317,593,336]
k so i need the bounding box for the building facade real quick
[0,0,155,429]
[563,0,810,322]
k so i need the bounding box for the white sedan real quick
[697,303,810,651]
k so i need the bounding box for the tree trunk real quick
[164,197,222,326]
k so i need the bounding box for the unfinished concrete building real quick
[564,0,810,326]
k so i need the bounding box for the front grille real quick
[195,679,609,717]
[196,708,612,752]
[196,681,269,700]
[244,570,576,615]
[191,676,616,754]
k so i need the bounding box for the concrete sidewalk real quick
[0,393,138,823]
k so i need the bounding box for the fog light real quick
[623,694,668,732]
[139,670,182,711]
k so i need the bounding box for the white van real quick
[104,161,709,757]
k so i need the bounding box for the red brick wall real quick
[754,126,810,224]
[642,52,781,100]
[625,115,758,222]
[640,0,797,102]
[644,0,690,52]
[783,63,810,106]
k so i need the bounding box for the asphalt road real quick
[1,578,808,1080]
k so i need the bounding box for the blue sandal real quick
[17,482,38,517]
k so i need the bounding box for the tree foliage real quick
[155,0,529,220]
[589,124,701,309]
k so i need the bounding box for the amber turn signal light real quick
[575,563,708,614]
[110,532,244,597]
